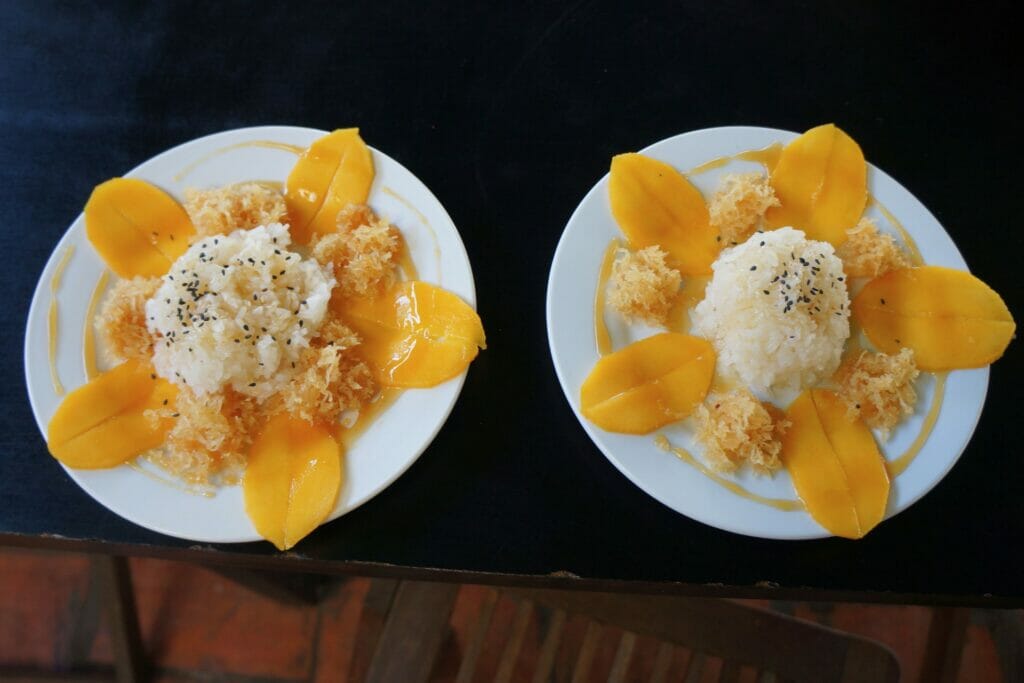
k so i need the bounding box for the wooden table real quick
[1,0,1021,607]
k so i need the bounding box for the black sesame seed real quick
[162,399,168,405]
[880,298,886,305]
[248,382,256,387]
[750,265,757,271]
[763,290,769,295]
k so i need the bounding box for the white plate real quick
[25,126,477,543]
[547,126,989,540]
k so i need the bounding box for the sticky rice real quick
[692,227,850,393]
[145,223,335,400]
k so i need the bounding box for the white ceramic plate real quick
[547,126,988,540]
[25,126,477,543]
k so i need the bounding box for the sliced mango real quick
[285,128,374,244]
[580,333,715,434]
[765,123,867,246]
[336,281,486,388]
[852,265,1015,371]
[781,389,890,539]
[243,414,343,551]
[609,153,718,275]
[84,178,194,278]
[47,359,178,469]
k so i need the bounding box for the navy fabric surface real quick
[1,1,1021,601]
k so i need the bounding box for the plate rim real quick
[546,124,990,540]
[24,125,477,543]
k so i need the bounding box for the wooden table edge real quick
[1,532,1017,608]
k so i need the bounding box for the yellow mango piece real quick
[781,389,890,539]
[852,266,1015,371]
[285,128,374,244]
[337,281,486,388]
[609,153,718,275]
[580,333,715,434]
[84,178,194,278]
[765,124,867,246]
[243,414,343,551]
[47,359,178,469]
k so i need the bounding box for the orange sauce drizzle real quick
[866,194,923,266]
[667,275,710,333]
[709,372,742,396]
[48,245,75,395]
[395,234,419,281]
[686,142,784,176]
[130,461,216,498]
[82,270,110,380]
[381,186,441,284]
[339,389,402,450]
[253,179,284,192]
[594,239,621,355]
[172,140,306,183]
[887,372,947,477]
[655,435,802,511]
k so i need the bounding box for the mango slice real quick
[781,389,890,539]
[243,414,342,551]
[285,128,374,244]
[765,124,867,246]
[609,153,718,275]
[337,281,486,388]
[84,178,194,278]
[47,359,178,469]
[852,265,1015,371]
[580,333,715,434]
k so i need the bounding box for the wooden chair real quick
[359,581,902,683]
[0,555,144,683]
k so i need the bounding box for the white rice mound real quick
[692,227,850,394]
[146,223,335,399]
